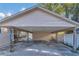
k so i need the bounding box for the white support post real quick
[73,27,77,51]
[9,27,14,52]
[27,32,29,42]
[56,33,58,43]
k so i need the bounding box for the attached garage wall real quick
[33,32,54,42]
[33,32,65,42]
[64,33,79,48]
[64,34,73,46]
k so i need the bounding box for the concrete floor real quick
[0,41,79,56]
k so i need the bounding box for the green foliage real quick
[40,3,79,22]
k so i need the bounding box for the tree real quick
[40,3,64,14]
[61,3,74,18]
[40,3,79,22]
[71,4,79,22]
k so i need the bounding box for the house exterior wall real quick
[32,32,54,42]
[0,28,10,48]
[64,34,73,46]
[64,33,79,48]
[32,32,60,42]
[32,31,65,43]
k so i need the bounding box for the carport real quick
[0,6,79,52]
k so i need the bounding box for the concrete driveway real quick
[0,41,79,56]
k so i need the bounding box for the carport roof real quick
[0,5,79,27]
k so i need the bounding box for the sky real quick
[0,3,37,20]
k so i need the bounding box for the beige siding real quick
[33,32,55,42]
[33,32,65,42]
